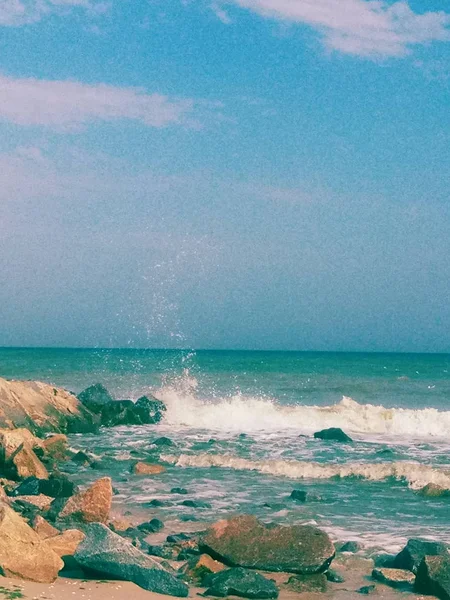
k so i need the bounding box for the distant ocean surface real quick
[1,348,450,552]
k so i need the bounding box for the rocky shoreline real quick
[0,376,447,600]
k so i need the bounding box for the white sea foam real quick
[154,376,450,439]
[164,453,450,490]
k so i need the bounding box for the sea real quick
[1,347,450,555]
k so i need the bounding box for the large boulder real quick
[133,395,166,424]
[60,477,112,523]
[201,515,335,574]
[12,474,76,498]
[11,444,49,480]
[313,428,353,443]
[74,523,189,597]
[415,555,450,599]
[46,528,86,558]
[42,434,69,462]
[0,378,98,435]
[0,503,63,582]
[392,538,449,573]
[204,567,279,599]
[372,568,414,588]
[77,383,114,410]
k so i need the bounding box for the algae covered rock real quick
[393,538,449,573]
[415,555,450,599]
[201,515,335,574]
[204,567,279,599]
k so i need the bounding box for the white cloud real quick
[0,74,197,130]
[0,0,107,26]
[223,0,450,57]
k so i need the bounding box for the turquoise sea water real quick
[1,348,450,552]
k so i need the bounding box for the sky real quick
[0,0,450,352]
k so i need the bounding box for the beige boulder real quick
[33,515,60,539]
[11,444,48,480]
[46,529,86,558]
[132,462,166,476]
[0,503,63,582]
[60,477,112,523]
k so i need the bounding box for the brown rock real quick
[182,554,226,582]
[0,428,43,458]
[11,443,49,480]
[132,462,166,476]
[418,483,450,498]
[46,529,86,557]
[0,378,98,435]
[286,573,328,593]
[372,567,415,588]
[19,494,53,510]
[42,434,69,461]
[33,515,60,539]
[60,477,112,523]
[201,515,335,574]
[0,503,63,582]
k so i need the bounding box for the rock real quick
[148,544,178,560]
[290,489,321,502]
[60,476,112,523]
[46,528,86,558]
[32,515,60,539]
[74,523,189,596]
[132,462,166,476]
[0,503,63,582]
[137,519,164,534]
[372,567,414,588]
[145,499,165,507]
[167,533,191,543]
[338,541,361,553]
[415,555,450,600]
[71,450,95,467]
[77,383,115,411]
[201,515,335,574]
[11,444,49,480]
[132,395,166,424]
[314,428,353,443]
[286,573,327,593]
[373,553,396,568]
[100,400,135,428]
[12,476,40,496]
[181,499,211,508]
[418,483,450,498]
[392,538,449,574]
[204,567,279,599]
[0,378,98,435]
[181,554,226,583]
[18,494,53,510]
[39,473,77,498]
[109,518,134,533]
[171,487,188,495]
[326,568,345,583]
[42,434,69,461]
[152,437,175,447]
[358,584,377,594]
[0,428,44,459]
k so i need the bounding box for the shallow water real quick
[1,348,450,552]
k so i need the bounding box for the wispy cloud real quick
[0,74,199,131]
[218,0,450,57]
[0,0,109,26]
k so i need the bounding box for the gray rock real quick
[74,523,188,597]
[337,541,361,553]
[372,553,396,568]
[152,437,175,447]
[290,490,321,502]
[415,555,450,600]
[137,519,164,534]
[201,515,335,574]
[204,567,279,599]
[357,584,376,594]
[372,568,414,588]
[171,487,188,495]
[78,384,114,411]
[393,538,449,573]
[314,428,353,443]
[326,569,345,583]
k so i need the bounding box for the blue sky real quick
[1,0,450,351]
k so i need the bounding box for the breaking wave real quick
[155,376,450,439]
[164,453,450,491]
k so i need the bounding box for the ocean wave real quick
[154,377,450,438]
[163,453,450,490]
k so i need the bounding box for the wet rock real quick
[152,437,175,447]
[204,567,279,599]
[0,378,98,435]
[77,383,114,411]
[171,487,188,495]
[357,584,377,594]
[74,522,189,596]
[0,503,63,582]
[32,515,60,539]
[132,462,166,476]
[290,489,321,502]
[392,538,449,574]
[372,567,414,588]
[326,568,345,583]
[415,555,450,600]
[72,451,95,467]
[133,395,166,424]
[100,400,135,427]
[12,476,40,496]
[337,541,361,553]
[46,528,86,558]
[42,434,69,462]
[60,476,112,523]
[145,499,165,507]
[201,515,335,574]
[314,428,353,443]
[39,473,77,498]
[167,533,192,543]
[373,553,396,568]
[138,519,164,534]
[418,483,450,498]
[181,554,226,583]
[286,573,327,593]
[181,499,211,508]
